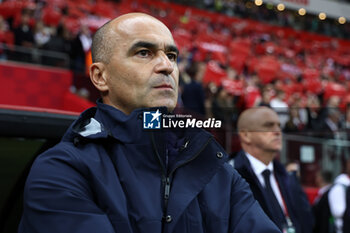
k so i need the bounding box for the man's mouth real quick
[273,137,282,142]
[154,84,173,89]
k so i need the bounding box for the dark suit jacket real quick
[233,150,314,233]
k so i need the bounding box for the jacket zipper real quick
[163,176,171,208]
[151,133,213,222]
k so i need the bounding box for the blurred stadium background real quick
[0,0,349,232]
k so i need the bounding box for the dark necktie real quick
[262,169,286,230]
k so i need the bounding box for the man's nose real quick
[154,52,174,75]
[274,125,282,133]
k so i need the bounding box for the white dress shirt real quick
[328,174,350,233]
[245,152,287,214]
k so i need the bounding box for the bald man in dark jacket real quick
[232,107,314,233]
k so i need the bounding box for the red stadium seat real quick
[323,82,347,101]
[42,7,62,27]
[244,85,261,108]
[229,54,246,75]
[256,56,280,84]
[303,79,322,95]
[0,31,14,46]
[0,1,23,19]
[91,1,116,19]
[229,38,251,57]
[173,28,193,51]
[303,68,320,80]
[202,61,227,86]
[0,62,94,112]
[221,78,243,96]
[62,17,81,34]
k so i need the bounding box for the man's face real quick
[103,17,179,114]
[247,109,282,153]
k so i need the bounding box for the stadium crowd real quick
[0,0,349,140]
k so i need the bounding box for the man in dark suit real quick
[320,108,343,139]
[232,106,314,233]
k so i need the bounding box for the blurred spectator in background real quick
[270,89,288,109]
[285,161,301,178]
[221,66,243,123]
[71,25,92,71]
[328,159,350,233]
[270,89,289,128]
[78,25,92,54]
[221,67,241,96]
[284,106,306,133]
[210,85,235,148]
[43,24,71,54]
[258,84,273,108]
[42,24,71,67]
[312,170,334,233]
[211,85,234,123]
[320,108,343,139]
[233,106,314,233]
[344,104,350,132]
[315,170,333,198]
[306,94,323,133]
[204,0,214,9]
[181,62,206,116]
[70,24,92,91]
[344,104,350,158]
[322,96,342,124]
[34,20,51,49]
[13,8,34,62]
[0,15,13,60]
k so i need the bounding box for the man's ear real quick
[90,62,109,92]
[239,131,251,144]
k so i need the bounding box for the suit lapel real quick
[234,151,273,217]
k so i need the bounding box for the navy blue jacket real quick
[19,102,281,233]
[233,150,314,233]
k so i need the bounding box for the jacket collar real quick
[94,101,169,143]
[62,101,169,144]
[233,150,255,178]
[234,150,287,179]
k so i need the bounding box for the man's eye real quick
[263,123,273,128]
[167,53,177,61]
[136,50,151,57]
